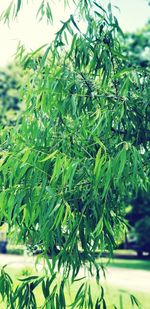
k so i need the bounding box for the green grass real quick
[106,258,150,271]
[0,264,150,309]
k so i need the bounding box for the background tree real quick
[123,21,150,256]
[0,64,23,127]
[0,1,149,308]
[125,20,150,68]
[126,190,150,256]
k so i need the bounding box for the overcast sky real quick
[0,0,149,67]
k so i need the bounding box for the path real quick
[0,254,150,293]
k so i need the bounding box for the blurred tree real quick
[0,64,23,126]
[125,20,150,68]
[135,216,150,255]
[126,190,150,256]
[123,21,150,256]
[129,191,150,225]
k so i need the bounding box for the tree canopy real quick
[0,65,23,126]
[0,1,149,308]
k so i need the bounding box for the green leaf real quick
[70,15,80,32]
[74,276,86,282]
[31,44,48,57]
[94,11,105,19]
[18,276,38,282]
[93,217,103,237]
[102,299,107,309]
[71,283,85,306]
[30,277,44,290]
[59,281,66,308]
[114,68,134,78]
[102,160,111,198]
[16,0,22,16]
[0,1,14,24]
[48,200,62,218]
[93,2,106,14]
[40,150,58,162]
[130,294,141,308]
[117,148,127,179]
[46,2,53,23]
[40,46,51,68]
[120,77,130,96]
[21,148,31,164]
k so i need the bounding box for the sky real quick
[0,0,149,67]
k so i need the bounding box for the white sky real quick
[0,0,149,67]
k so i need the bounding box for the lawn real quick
[0,263,150,309]
[103,258,150,271]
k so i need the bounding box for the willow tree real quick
[0,1,149,308]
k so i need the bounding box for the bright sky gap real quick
[0,0,149,67]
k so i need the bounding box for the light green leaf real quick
[118,147,127,179]
[40,150,58,162]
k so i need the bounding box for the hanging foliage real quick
[0,1,149,308]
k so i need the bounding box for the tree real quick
[0,64,22,127]
[123,22,150,256]
[0,1,149,308]
[126,190,150,256]
[135,216,150,255]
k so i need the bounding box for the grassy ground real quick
[104,258,150,271]
[0,264,150,309]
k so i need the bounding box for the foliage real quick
[6,244,25,255]
[128,191,150,226]
[0,0,149,308]
[125,20,150,68]
[127,191,150,255]
[0,65,22,126]
[0,264,144,309]
[135,216,150,254]
[124,23,150,255]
